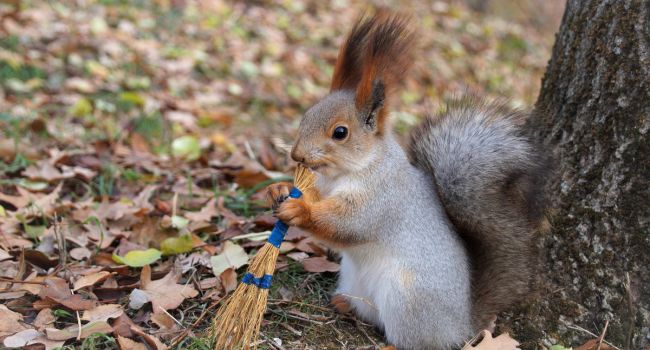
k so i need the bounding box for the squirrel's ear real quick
[358,79,386,131]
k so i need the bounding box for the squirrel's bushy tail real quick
[408,97,549,330]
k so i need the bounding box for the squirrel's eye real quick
[332,126,348,140]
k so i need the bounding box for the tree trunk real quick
[521,0,649,348]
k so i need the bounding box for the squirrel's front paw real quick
[277,198,311,227]
[266,182,293,211]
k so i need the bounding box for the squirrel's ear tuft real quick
[360,79,386,130]
[353,13,416,109]
[330,11,417,101]
[330,13,377,92]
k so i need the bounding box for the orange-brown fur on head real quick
[292,12,416,176]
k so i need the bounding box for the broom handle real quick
[267,186,302,248]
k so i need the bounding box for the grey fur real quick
[409,97,549,330]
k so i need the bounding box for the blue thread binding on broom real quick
[241,273,273,289]
[267,187,302,248]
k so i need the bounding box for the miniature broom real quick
[211,165,315,349]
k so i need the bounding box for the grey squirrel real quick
[267,12,548,349]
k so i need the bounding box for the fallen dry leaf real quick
[117,335,148,350]
[45,320,113,341]
[129,132,152,154]
[252,214,277,230]
[21,160,65,181]
[151,311,179,331]
[73,271,112,291]
[287,251,309,262]
[0,304,28,338]
[198,276,220,290]
[23,249,58,269]
[17,274,46,295]
[220,151,271,187]
[111,313,137,338]
[295,237,327,255]
[132,185,158,213]
[301,256,340,273]
[185,198,218,222]
[33,308,56,331]
[94,198,143,222]
[129,216,173,248]
[137,265,198,314]
[210,241,249,276]
[0,183,62,217]
[462,330,520,350]
[279,241,296,254]
[3,329,40,348]
[81,304,124,322]
[575,339,614,350]
[0,230,32,249]
[220,268,238,294]
[62,165,97,181]
[2,329,65,350]
[131,326,168,350]
[216,196,246,225]
[37,277,97,311]
[0,249,11,261]
[69,246,92,261]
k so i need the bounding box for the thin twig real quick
[158,306,184,327]
[172,192,178,217]
[243,140,256,161]
[15,248,26,283]
[75,310,82,340]
[52,215,67,274]
[168,300,220,348]
[357,322,379,348]
[70,287,81,341]
[565,324,621,350]
[259,332,286,350]
[596,320,609,350]
[336,293,378,311]
[267,308,324,325]
[0,277,46,285]
[297,272,316,290]
[279,322,302,336]
[267,299,333,312]
[462,330,486,349]
[61,227,81,343]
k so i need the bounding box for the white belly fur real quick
[336,245,394,329]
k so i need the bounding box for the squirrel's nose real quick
[290,142,305,164]
[291,148,305,164]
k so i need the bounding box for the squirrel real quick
[267,11,549,349]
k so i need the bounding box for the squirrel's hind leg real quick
[330,294,352,314]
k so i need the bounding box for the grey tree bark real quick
[515,0,650,348]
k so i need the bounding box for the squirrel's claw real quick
[266,182,292,212]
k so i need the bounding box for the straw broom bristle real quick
[212,165,315,350]
[211,244,278,349]
[293,165,316,192]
